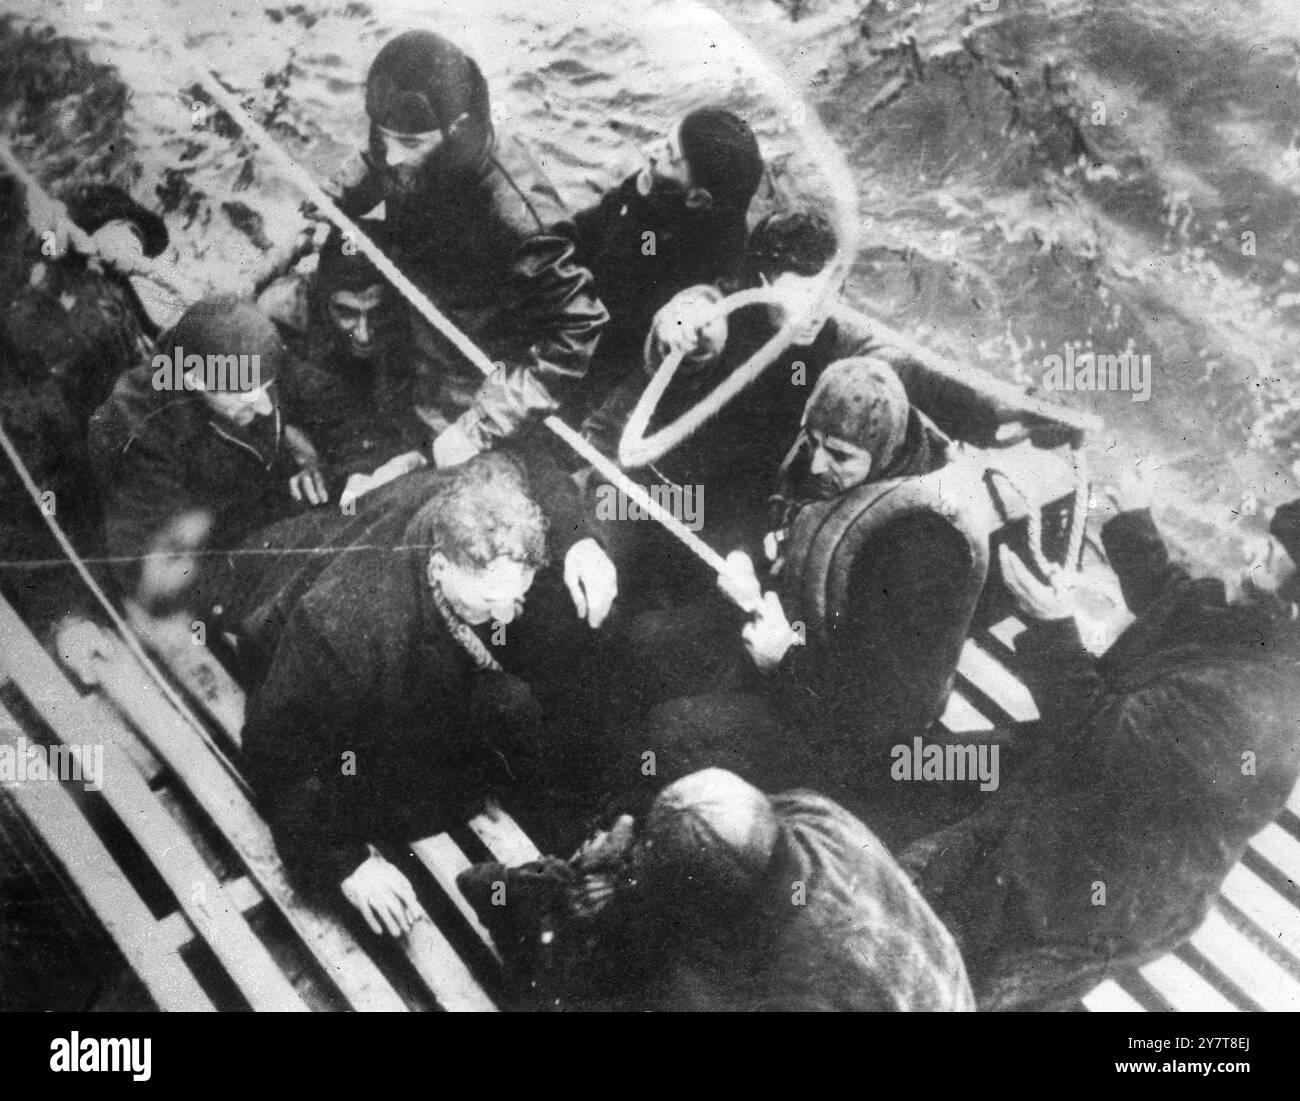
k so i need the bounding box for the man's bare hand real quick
[999,544,1076,622]
[650,286,728,369]
[741,590,799,673]
[432,422,481,469]
[564,537,618,628]
[288,466,329,506]
[341,853,427,937]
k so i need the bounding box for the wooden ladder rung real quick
[1138,953,1240,1013]
[956,640,1039,724]
[1188,908,1300,1012]
[154,875,264,955]
[469,803,541,866]
[0,623,308,1012]
[1081,979,1147,1012]
[16,603,410,1012]
[0,708,215,1012]
[410,834,502,962]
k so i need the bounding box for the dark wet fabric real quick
[0,371,100,629]
[240,536,524,889]
[460,784,974,1011]
[902,508,1300,1010]
[86,360,305,604]
[258,270,429,488]
[583,309,891,610]
[327,129,606,448]
[565,173,748,404]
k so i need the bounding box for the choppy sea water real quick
[2,0,1299,576]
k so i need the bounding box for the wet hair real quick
[743,208,838,283]
[404,452,549,571]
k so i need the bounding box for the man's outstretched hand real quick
[342,852,428,937]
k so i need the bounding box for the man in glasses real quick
[89,295,326,616]
[324,30,607,470]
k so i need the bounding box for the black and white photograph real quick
[0,0,1296,1045]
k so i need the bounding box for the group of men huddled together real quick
[4,30,1300,1012]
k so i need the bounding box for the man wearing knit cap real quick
[89,295,326,615]
[566,106,764,403]
[458,768,975,1011]
[324,30,608,470]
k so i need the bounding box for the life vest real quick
[781,443,1082,645]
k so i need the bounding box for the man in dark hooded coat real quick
[458,767,975,1011]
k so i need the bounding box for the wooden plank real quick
[1081,979,1146,1012]
[399,920,497,1012]
[0,613,308,1012]
[3,603,409,1012]
[1189,909,1300,1012]
[1249,822,1300,891]
[957,640,1039,723]
[1139,953,1240,1013]
[124,600,246,748]
[410,834,502,963]
[938,690,995,735]
[89,647,492,1012]
[1218,864,1300,971]
[468,802,541,866]
[154,875,263,955]
[0,714,215,1012]
[986,616,1026,652]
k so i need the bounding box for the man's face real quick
[805,426,875,498]
[376,126,449,191]
[763,270,834,346]
[326,285,390,360]
[192,376,277,429]
[636,119,707,208]
[431,552,536,626]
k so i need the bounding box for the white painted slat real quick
[410,834,502,963]
[957,641,1039,722]
[1189,909,1300,1012]
[939,691,995,734]
[1219,864,1300,968]
[1082,979,1147,1012]
[469,802,541,865]
[1249,822,1300,890]
[1140,954,1239,1013]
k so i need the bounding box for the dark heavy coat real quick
[584,309,888,575]
[330,131,607,447]
[240,526,510,889]
[86,361,305,599]
[257,271,429,488]
[235,456,603,886]
[566,173,749,402]
[903,509,1300,1010]
[461,789,975,1011]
